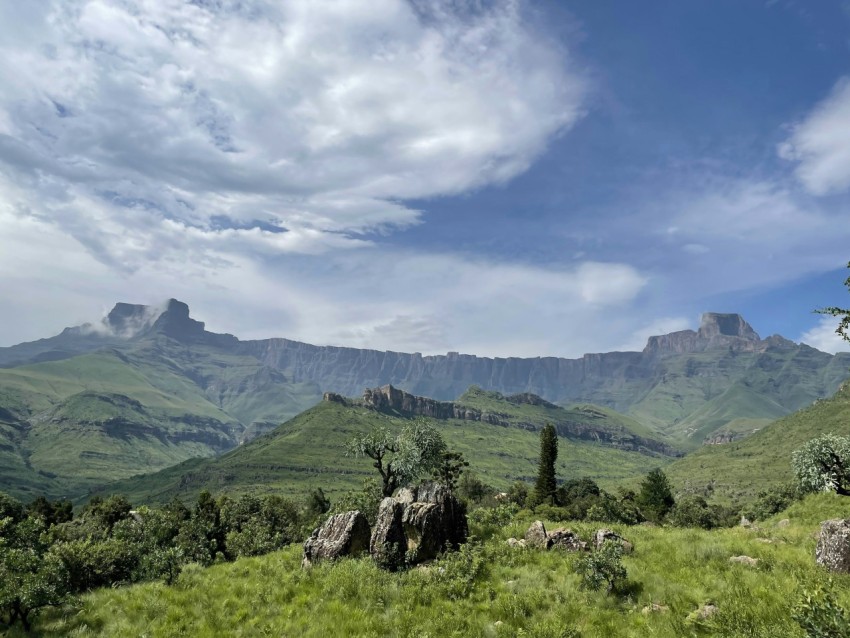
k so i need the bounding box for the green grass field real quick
[14,492,850,637]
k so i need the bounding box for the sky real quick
[1,0,849,357]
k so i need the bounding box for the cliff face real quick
[340,385,679,456]
[4,302,850,449]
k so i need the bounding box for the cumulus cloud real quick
[779,77,850,196]
[0,0,586,267]
[800,316,850,354]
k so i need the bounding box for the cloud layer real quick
[0,0,585,266]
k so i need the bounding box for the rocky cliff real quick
[330,385,680,456]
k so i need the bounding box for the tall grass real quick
[13,493,850,637]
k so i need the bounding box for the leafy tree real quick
[27,497,72,527]
[431,450,469,492]
[456,471,490,504]
[506,481,529,507]
[534,423,558,506]
[0,516,71,630]
[305,488,331,518]
[815,261,850,344]
[637,468,675,522]
[792,434,850,496]
[346,421,446,497]
[0,492,24,524]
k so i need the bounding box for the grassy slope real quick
[666,382,850,503]
[22,493,850,637]
[627,347,850,447]
[0,335,322,501]
[98,399,673,505]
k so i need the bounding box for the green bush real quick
[793,580,850,637]
[575,540,627,594]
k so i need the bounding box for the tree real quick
[346,421,446,497]
[431,450,469,492]
[792,434,850,496]
[815,261,850,344]
[534,424,558,506]
[637,468,675,522]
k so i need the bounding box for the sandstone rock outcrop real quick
[370,497,408,570]
[524,521,552,550]
[548,527,588,552]
[520,521,591,552]
[352,385,679,456]
[369,482,468,569]
[302,510,371,568]
[594,528,633,554]
[816,519,850,573]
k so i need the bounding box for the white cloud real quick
[780,76,850,196]
[0,0,586,266]
[0,201,651,357]
[800,316,850,353]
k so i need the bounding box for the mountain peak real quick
[697,313,759,341]
[103,302,164,338]
[150,299,206,342]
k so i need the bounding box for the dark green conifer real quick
[534,423,558,505]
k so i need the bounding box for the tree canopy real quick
[346,421,446,497]
[792,434,850,496]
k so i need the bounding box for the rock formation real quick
[816,519,850,573]
[369,482,468,570]
[351,385,679,456]
[302,510,371,568]
[594,528,634,554]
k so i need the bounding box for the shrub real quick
[575,540,627,594]
[432,539,486,600]
[793,580,850,638]
[637,468,675,523]
[745,484,802,521]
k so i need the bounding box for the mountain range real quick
[0,299,847,501]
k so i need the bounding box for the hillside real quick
[1,299,848,501]
[94,388,677,505]
[19,493,850,637]
[666,381,850,502]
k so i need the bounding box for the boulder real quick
[506,537,527,548]
[370,483,469,569]
[594,528,633,554]
[816,519,850,573]
[524,521,551,550]
[777,519,790,528]
[641,603,669,615]
[412,482,469,550]
[548,527,588,552]
[302,510,371,568]
[370,497,407,571]
[729,555,759,567]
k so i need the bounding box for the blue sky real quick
[0,0,849,356]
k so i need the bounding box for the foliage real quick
[431,450,470,491]
[0,516,71,631]
[815,261,850,345]
[346,421,447,496]
[506,481,529,506]
[637,468,676,522]
[330,479,384,526]
[27,497,72,527]
[668,495,734,529]
[744,483,802,521]
[792,434,850,495]
[431,538,487,600]
[455,471,491,505]
[0,492,24,524]
[12,492,850,637]
[575,540,627,594]
[793,579,850,638]
[533,423,558,506]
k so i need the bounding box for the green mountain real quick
[94,386,677,505]
[1,299,847,501]
[666,380,850,502]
